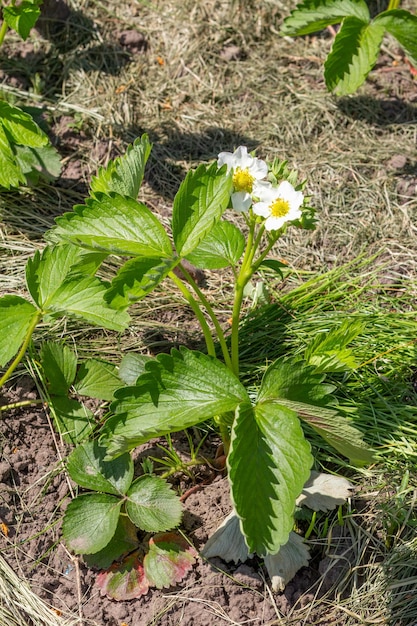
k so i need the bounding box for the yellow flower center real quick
[270,198,290,218]
[233,168,255,193]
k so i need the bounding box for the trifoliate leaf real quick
[172,162,232,257]
[185,221,245,269]
[67,441,134,496]
[202,511,252,563]
[143,532,197,589]
[324,17,385,95]
[126,475,183,532]
[264,533,310,592]
[228,402,313,555]
[48,193,172,258]
[105,256,179,310]
[74,359,121,401]
[63,493,122,554]
[374,9,417,63]
[49,396,94,444]
[103,348,248,457]
[296,471,353,511]
[3,1,41,40]
[90,135,152,200]
[96,551,149,600]
[281,0,370,36]
[0,295,38,367]
[40,341,77,396]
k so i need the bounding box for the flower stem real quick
[168,271,216,357]
[0,398,44,413]
[177,263,233,370]
[387,0,400,10]
[0,17,8,49]
[230,221,257,377]
[0,310,42,388]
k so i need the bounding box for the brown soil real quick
[0,379,355,626]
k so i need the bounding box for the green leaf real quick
[103,348,248,457]
[172,162,232,257]
[118,353,153,385]
[45,275,130,332]
[0,296,38,367]
[74,359,121,401]
[281,0,369,36]
[3,1,41,40]
[0,101,48,148]
[257,357,335,407]
[63,493,122,554]
[105,256,179,310]
[185,221,245,269]
[228,402,313,555]
[126,475,183,532]
[49,396,94,444]
[83,515,139,569]
[304,319,364,373]
[375,9,417,63]
[324,17,385,95]
[258,259,290,280]
[296,404,375,465]
[67,441,133,495]
[40,342,77,396]
[143,532,197,589]
[14,143,61,184]
[90,135,152,200]
[26,244,97,308]
[0,125,25,188]
[84,516,139,570]
[48,194,172,258]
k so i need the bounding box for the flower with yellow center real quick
[252,180,304,231]
[218,146,268,212]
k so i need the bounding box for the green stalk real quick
[168,270,216,357]
[0,18,8,48]
[0,310,42,388]
[0,398,44,413]
[387,0,401,9]
[230,221,258,377]
[177,262,233,371]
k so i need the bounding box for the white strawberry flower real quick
[218,146,268,212]
[252,180,304,231]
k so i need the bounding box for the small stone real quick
[387,154,407,170]
[118,30,148,54]
[220,45,243,62]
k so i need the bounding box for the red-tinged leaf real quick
[143,532,197,589]
[96,551,149,600]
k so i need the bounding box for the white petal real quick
[277,180,304,210]
[264,215,286,231]
[231,191,252,212]
[202,511,252,563]
[296,471,353,512]
[217,151,234,171]
[252,201,270,217]
[249,157,268,180]
[264,532,310,592]
[253,181,275,203]
[233,146,252,169]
